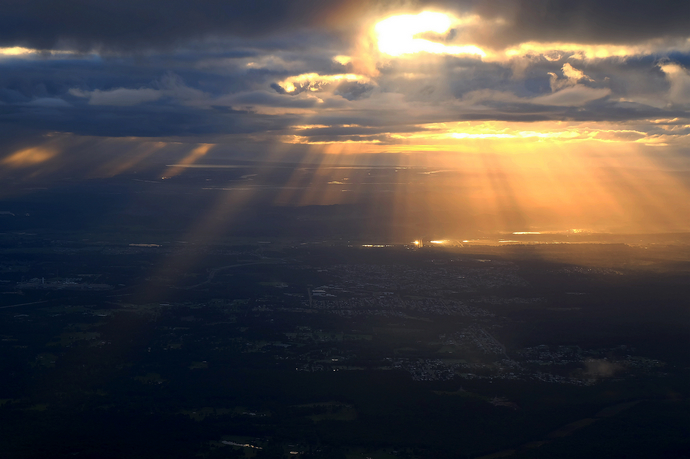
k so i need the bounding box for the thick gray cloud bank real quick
[2,0,690,159]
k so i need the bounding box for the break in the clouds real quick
[2,0,690,169]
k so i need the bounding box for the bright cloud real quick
[500,39,690,61]
[275,73,372,94]
[549,63,595,91]
[659,62,690,105]
[0,46,74,57]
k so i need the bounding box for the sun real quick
[374,11,485,58]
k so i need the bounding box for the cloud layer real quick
[1,0,690,167]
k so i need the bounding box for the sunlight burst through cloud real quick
[374,12,485,57]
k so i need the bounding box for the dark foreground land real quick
[0,236,688,459]
[0,170,689,458]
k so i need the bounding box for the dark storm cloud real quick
[3,0,689,53]
[421,0,690,49]
[473,0,690,46]
[0,68,302,139]
[0,0,387,52]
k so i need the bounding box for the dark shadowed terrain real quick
[0,166,688,459]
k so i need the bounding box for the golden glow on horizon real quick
[259,104,690,238]
[285,120,684,154]
[287,137,382,146]
[374,12,485,58]
[5,130,690,244]
[264,140,690,239]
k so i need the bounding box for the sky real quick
[2,0,690,234]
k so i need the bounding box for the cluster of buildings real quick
[389,358,459,381]
[16,277,111,290]
[307,296,494,318]
[314,262,528,297]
